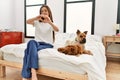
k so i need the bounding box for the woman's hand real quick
[36,15,59,32]
[40,15,52,23]
[35,15,43,21]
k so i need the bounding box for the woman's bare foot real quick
[22,78,31,80]
[31,75,38,80]
[31,68,38,80]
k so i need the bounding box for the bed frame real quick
[0,52,87,80]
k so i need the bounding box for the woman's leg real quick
[31,68,38,80]
[21,40,53,79]
[21,40,39,78]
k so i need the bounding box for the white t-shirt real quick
[34,20,54,44]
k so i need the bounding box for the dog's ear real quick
[84,31,88,34]
[76,29,81,35]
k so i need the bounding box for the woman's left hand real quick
[42,15,51,23]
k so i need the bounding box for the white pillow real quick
[86,35,102,43]
[54,33,102,48]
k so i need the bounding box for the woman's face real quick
[40,7,49,16]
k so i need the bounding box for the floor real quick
[106,60,120,80]
[0,60,120,80]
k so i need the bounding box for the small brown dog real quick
[58,44,92,55]
[58,30,92,56]
[65,30,87,48]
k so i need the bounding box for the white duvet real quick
[0,33,106,80]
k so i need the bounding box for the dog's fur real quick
[58,30,92,56]
[65,30,87,48]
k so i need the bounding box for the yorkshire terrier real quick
[65,29,87,48]
[58,30,92,56]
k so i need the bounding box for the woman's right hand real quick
[36,15,45,22]
[26,15,44,25]
[35,15,41,20]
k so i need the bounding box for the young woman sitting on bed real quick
[21,5,59,80]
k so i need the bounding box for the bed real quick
[0,33,106,80]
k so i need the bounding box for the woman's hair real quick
[39,5,53,22]
[39,5,55,42]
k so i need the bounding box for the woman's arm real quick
[27,15,59,32]
[42,15,59,32]
[26,17,37,25]
[26,15,42,25]
[49,22,59,32]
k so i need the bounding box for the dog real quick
[57,30,92,56]
[65,29,88,48]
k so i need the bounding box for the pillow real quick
[86,35,102,43]
[55,32,76,43]
[54,33,102,48]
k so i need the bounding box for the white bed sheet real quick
[3,53,86,74]
[0,33,106,80]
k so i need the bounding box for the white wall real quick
[14,0,24,31]
[0,0,15,30]
[95,0,118,36]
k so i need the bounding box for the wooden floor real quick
[0,60,120,80]
[106,60,120,80]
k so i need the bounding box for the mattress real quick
[3,53,86,74]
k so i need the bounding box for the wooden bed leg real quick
[0,65,6,77]
[0,52,6,77]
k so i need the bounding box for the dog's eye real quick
[80,36,83,38]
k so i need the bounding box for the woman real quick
[22,5,59,80]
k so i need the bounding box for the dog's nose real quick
[80,38,86,44]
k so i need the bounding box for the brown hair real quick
[39,5,55,42]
